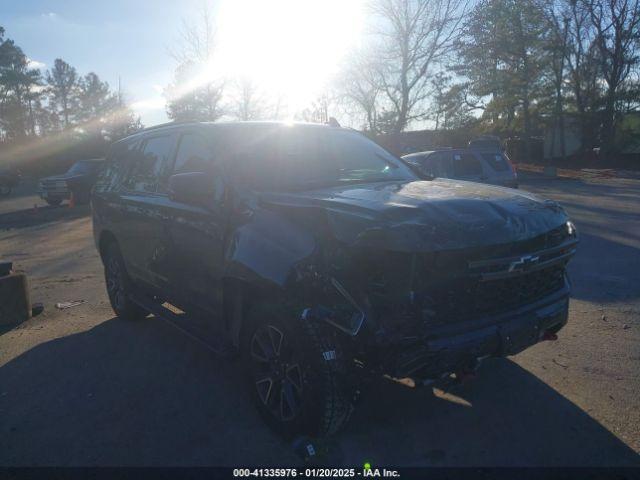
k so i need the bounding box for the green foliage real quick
[457,0,550,135]
[0,26,143,171]
[0,26,42,141]
[165,60,224,122]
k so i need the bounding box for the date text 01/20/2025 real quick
[232,468,401,477]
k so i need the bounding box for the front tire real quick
[103,242,148,321]
[45,198,62,206]
[241,304,355,438]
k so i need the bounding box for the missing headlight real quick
[302,278,365,336]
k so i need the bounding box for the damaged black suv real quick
[92,121,578,436]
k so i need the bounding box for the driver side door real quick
[162,130,227,314]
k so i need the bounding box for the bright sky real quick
[3,0,365,127]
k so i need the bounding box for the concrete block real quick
[0,273,32,326]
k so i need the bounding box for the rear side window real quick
[480,152,510,171]
[453,153,483,176]
[174,133,213,174]
[127,134,176,193]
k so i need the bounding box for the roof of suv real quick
[113,121,345,147]
[402,148,468,158]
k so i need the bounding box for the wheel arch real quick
[97,230,119,262]
[222,276,287,348]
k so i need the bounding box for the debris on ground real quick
[31,302,44,316]
[553,358,569,369]
[55,300,86,310]
[291,436,342,465]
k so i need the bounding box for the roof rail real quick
[137,120,202,134]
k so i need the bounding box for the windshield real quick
[223,126,417,191]
[67,161,96,175]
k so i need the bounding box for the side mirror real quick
[168,172,215,205]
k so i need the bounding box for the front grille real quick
[429,264,566,321]
[425,234,576,322]
[361,227,577,330]
[39,180,68,193]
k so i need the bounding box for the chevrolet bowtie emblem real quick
[508,255,540,272]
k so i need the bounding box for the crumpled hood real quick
[258,179,569,252]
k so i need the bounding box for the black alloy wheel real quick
[105,253,127,314]
[249,324,305,422]
[103,242,147,321]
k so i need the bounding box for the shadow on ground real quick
[0,204,89,230]
[1,315,638,466]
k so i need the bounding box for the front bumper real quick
[38,190,70,201]
[389,279,570,380]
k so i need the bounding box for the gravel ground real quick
[0,174,638,467]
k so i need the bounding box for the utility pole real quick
[117,76,122,108]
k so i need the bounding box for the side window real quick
[425,153,453,178]
[421,154,440,176]
[453,153,483,177]
[97,139,138,190]
[127,134,176,193]
[173,133,213,174]
[480,152,509,171]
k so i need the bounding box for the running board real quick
[130,295,236,357]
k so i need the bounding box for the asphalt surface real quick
[0,174,638,467]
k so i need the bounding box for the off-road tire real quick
[103,242,148,321]
[46,198,62,206]
[241,303,355,438]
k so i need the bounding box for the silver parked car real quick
[401,148,518,188]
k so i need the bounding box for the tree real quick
[104,101,143,141]
[542,0,572,160]
[165,2,225,122]
[299,92,334,124]
[563,0,602,152]
[0,26,43,141]
[231,78,268,121]
[166,60,225,121]
[428,71,475,130]
[370,0,468,133]
[457,0,550,159]
[46,58,79,129]
[335,48,383,133]
[75,72,142,141]
[77,72,114,124]
[586,0,640,153]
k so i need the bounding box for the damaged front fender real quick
[223,206,316,287]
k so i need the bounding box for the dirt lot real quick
[0,175,639,467]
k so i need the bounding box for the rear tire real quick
[103,242,148,321]
[46,198,62,206]
[241,303,355,438]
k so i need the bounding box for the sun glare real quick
[215,0,364,113]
